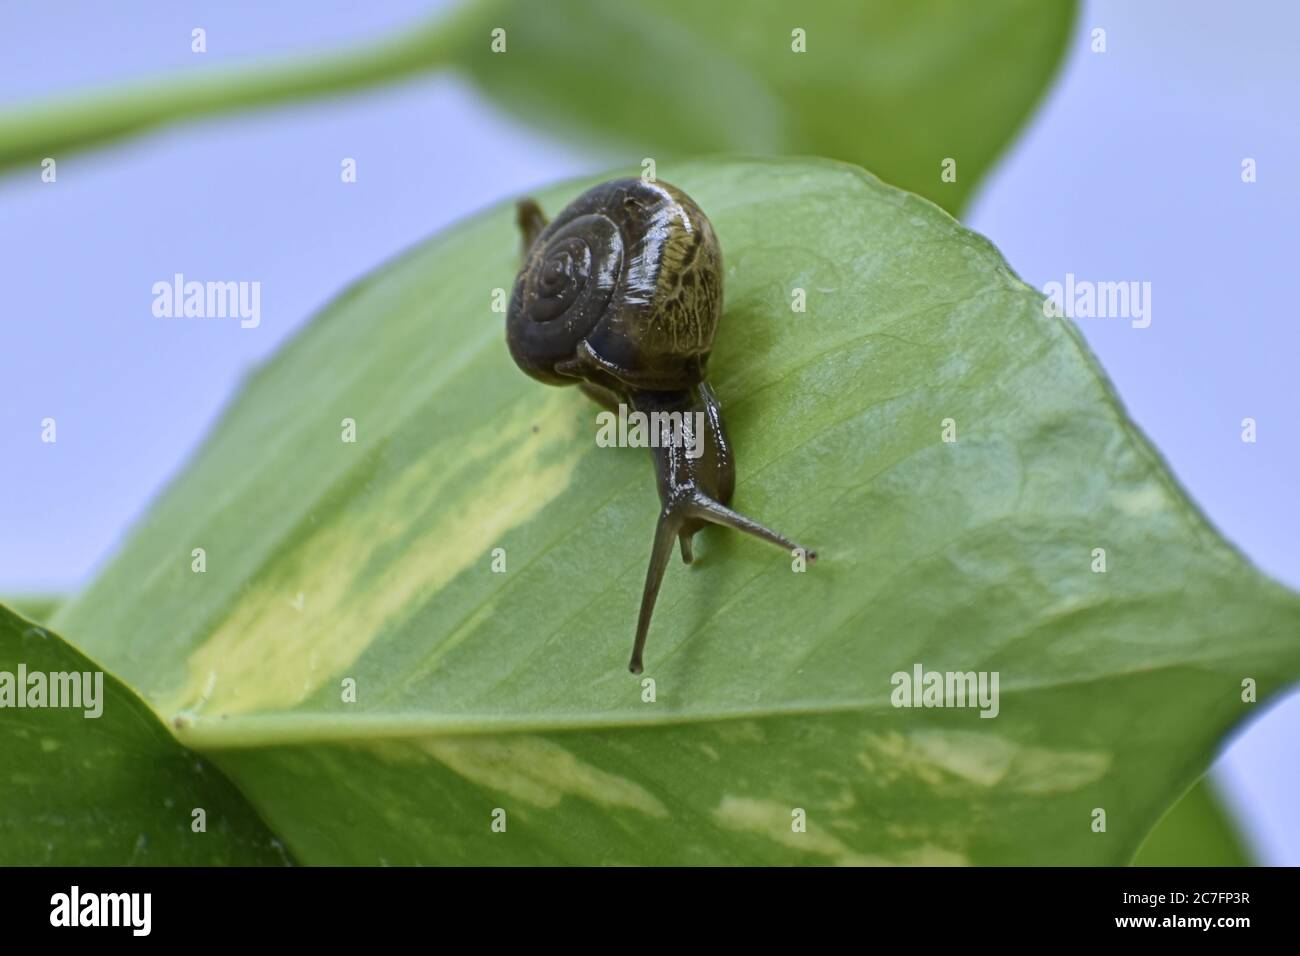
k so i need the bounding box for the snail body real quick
[507,178,813,673]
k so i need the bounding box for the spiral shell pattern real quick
[507,178,722,392]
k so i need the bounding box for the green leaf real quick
[0,605,292,865]
[1132,778,1254,866]
[54,158,1300,864]
[0,1,1076,213]
[4,595,63,624]
[453,0,1078,213]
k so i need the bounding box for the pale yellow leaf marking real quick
[710,796,967,866]
[858,730,1110,794]
[1112,481,1166,517]
[366,735,670,818]
[696,742,721,761]
[712,720,766,744]
[159,390,583,717]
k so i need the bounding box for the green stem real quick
[0,3,484,174]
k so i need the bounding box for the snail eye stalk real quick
[516,199,548,254]
[629,488,815,675]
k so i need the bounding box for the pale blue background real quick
[1,1,1296,862]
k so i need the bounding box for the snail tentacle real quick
[630,481,811,674]
[682,492,815,560]
[630,510,683,675]
[516,199,548,256]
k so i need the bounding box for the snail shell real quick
[507,178,722,392]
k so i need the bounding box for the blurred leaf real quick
[1132,777,1253,866]
[0,0,1076,212]
[455,0,1077,212]
[55,158,1300,864]
[5,595,63,623]
[0,605,291,865]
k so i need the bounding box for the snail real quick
[506,177,814,674]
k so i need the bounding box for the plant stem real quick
[0,3,483,174]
